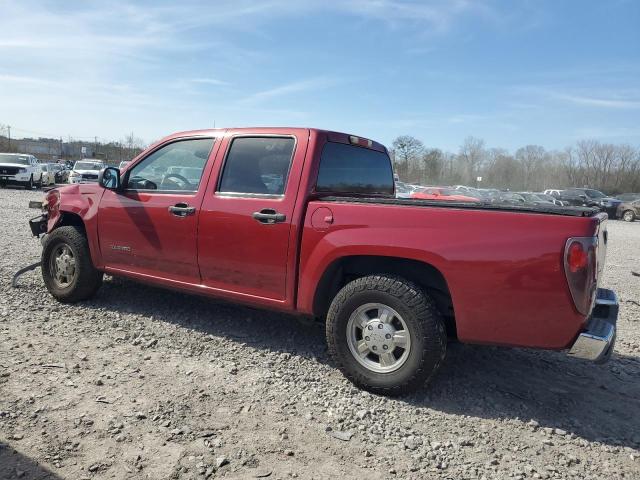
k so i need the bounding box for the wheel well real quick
[312,256,456,337]
[56,212,86,232]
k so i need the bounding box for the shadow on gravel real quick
[84,277,639,451]
[0,442,61,480]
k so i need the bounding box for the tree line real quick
[391,135,640,194]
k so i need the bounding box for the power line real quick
[7,126,98,140]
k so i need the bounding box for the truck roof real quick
[161,127,388,153]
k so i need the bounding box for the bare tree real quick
[420,149,444,185]
[515,145,547,191]
[391,135,424,181]
[121,132,145,160]
[457,136,486,185]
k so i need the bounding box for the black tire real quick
[42,226,103,303]
[24,175,34,190]
[326,275,447,395]
[622,210,635,222]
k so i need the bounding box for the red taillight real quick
[564,237,598,315]
[567,241,588,272]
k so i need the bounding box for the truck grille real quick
[82,173,98,180]
[0,167,20,175]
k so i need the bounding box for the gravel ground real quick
[1,186,639,480]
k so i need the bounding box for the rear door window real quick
[218,137,295,196]
[316,142,394,195]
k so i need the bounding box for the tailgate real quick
[594,213,608,288]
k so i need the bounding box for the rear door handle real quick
[252,208,286,224]
[168,203,196,217]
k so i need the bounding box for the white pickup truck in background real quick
[68,159,105,184]
[0,153,43,189]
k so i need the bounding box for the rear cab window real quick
[315,142,394,196]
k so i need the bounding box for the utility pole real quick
[94,136,98,158]
[7,125,10,149]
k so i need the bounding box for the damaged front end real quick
[28,188,61,238]
[29,211,48,237]
[14,199,51,287]
[28,200,48,237]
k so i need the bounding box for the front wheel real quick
[326,275,447,395]
[42,226,103,303]
[24,175,34,190]
[622,210,635,222]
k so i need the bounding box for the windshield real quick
[74,162,103,171]
[0,154,30,165]
[585,189,606,199]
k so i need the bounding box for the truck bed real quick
[298,197,606,350]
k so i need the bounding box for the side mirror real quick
[98,167,121,191]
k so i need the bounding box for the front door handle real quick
[252,208,286,224]
[168,203,196,217]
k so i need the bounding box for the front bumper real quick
[0,173,30,184]
[567,288,618,363]
[69,175,98,184]
[29,214,48,237]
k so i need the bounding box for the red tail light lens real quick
[564,237,598,315]
[567,241,588,272]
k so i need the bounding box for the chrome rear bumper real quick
[567,288,618,364]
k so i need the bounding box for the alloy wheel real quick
[346,303,411,373]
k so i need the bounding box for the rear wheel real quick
[622,210,635,222]
[42,226,103,302]
[326,275,447,395]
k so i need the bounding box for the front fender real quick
[43,184,106,268]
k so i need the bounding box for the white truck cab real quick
[0,153,43,189]
[68,159,105,184]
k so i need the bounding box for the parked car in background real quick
[498,192,527,205]
[0,153,43,189]
[544,189,563,198]
[559,188,621,218]
[617,199,640,222]
[39,163,56,186]
[119,161,131,170]
[475,188,502,202]
[411,187,479,202]
[68,159,105,184]
[517,192,556,206]
[616,193,640,202]
[536,193,567,206]
[50,163,69,184]
[394,181,414,198]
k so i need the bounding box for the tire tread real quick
[42,226,103,303]
[326,274,446,395]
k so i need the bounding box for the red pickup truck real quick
[28,128,618,395]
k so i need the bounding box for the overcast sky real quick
[1,0,639,151]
